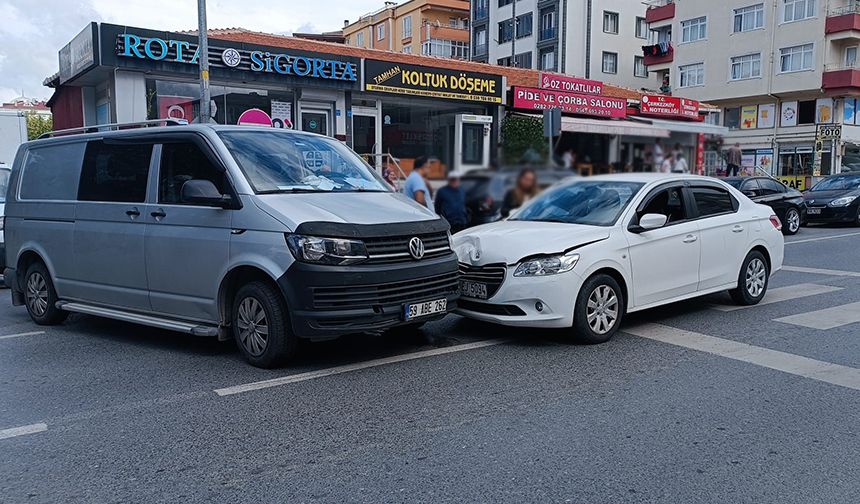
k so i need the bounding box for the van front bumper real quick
[277,253,460,340]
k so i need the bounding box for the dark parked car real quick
[725,176,806,235]
[460,168,574,226]
[802,172,860,226]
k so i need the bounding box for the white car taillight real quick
[769,215,782,231]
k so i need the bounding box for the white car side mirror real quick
[638,213,669,231]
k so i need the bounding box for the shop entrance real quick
[352,105,382,168]
[455,114,492,173]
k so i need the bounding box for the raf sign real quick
[116,33,358,82]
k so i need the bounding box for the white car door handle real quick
[732,225,744,233]
[683,234,698,244]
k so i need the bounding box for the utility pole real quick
[197,0,211,123]
[511,0,516,67]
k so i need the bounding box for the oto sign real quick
[539,73,604,96]
[512,87,627,119]
[640,95,700,121]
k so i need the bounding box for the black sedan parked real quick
[802,172,860,226]
[725,176,806,235]
[460,168,574,227]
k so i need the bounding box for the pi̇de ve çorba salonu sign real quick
[114,33,358,82]
[364,60,504,104]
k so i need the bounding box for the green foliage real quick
[26,113,53,140]
[500,115,547,164]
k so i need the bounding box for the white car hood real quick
[253,191,437,229]
[454,220,611,266]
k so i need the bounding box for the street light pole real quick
[197,0,211,123]
[511,0,516,67]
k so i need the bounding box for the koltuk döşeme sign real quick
[364,60,504,104]
[512,87,627,119]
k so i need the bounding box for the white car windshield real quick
[0,169,9,203]
[219,130,390,194]
[511,180,644,227]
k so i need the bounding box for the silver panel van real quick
[3,124,459,367]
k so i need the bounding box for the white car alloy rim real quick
[586,285,619,335]
[237,297,269,357]
[26,272,49,317]
[745,258,767,298]
[787,209,800,233]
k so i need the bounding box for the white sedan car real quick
[453,174,784,343]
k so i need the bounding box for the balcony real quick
[642,43,673,71]
[539,27,558,42]
[645,1,675,24]
[827,5,860,41]
[823,63,860,92]
[421,24,470,43]
[474,7,488,21]
[473,43,488,56]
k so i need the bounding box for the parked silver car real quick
[3,124,459,367]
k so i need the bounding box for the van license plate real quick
[460,280,489,300]
[404,299,447,320]
[808,208,822,215]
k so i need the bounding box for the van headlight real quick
[286,234,368,265]
[829,196,857,207]
[514,253,580,277]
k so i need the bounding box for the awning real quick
[560,116,671,138]
[630,116,729,135]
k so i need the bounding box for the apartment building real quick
[470,0,661,90]
[343,0,470,59]
[643,0,860,182]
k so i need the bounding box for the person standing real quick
[562,149,577,170]
[725,143,742,177]
[660,152,675,173]
[501,168,538,218]
[673,152,689,173]
[404,156,433,210]
[435,171,469,233]
[653,139,665,169]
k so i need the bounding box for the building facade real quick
[342,0,470,59]
[644,0,860,185]
[471,0,661,90]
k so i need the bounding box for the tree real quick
[26,113,53,140]
[500,115,547,165]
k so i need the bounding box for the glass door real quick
[301,109,330,136]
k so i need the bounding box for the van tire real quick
[23,262,68,326]
[232,281,296,368]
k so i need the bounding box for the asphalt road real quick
[2,226,860,503]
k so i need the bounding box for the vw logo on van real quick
[408,237,425,260]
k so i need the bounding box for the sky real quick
[0,0,385,103]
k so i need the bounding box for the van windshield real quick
[0,169,10,203]
[219,130,390,194]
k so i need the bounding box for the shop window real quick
[78,141,153,203]
[159,142,229,205]
[797,100,816,124]
[725,107,741,129]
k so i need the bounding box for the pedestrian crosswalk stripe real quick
[0,423,47,441]
[710,283,842,312]
[774,301,860,330]
[624,323,860,392]
[781,266,860,278]
[785,231,860,245]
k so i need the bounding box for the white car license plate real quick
[808,208,822,215]
[404,299,447,320]
[460,280,489,300]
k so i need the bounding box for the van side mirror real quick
[180,179,232,208]
[629,213,668,233]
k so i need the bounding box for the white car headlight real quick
[286,234,368,266]
[829,196,857,207]
[514,253,580,277]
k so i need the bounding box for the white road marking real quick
[710,283,843,312]
[215,339,507,396]
[0,423,48,440]
[781,265,860,278]
[0,331,45,341]
[624,323,860,391]
[774,301,860,330]
[786,231,860,245]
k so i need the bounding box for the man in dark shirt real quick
[434,171,469,233]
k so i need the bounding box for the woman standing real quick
[502,168,539,218]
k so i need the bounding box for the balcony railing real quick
[645,1,675,23]
[539,27,558,41]
[829,4,860,17]
[473,43,488,56]
[474,7,488,20]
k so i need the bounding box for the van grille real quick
[458,263,507,299]
[312,271,459,310]
[364,231,451,264]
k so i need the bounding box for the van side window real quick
[20,143,86,200]
[159,142,227,204]
[639,186,688,224]
[78,141,153,203]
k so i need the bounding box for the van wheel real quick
[232,281,296,368]
[24,262,68,325]
[572,274,624,344]
[729,251,769,306]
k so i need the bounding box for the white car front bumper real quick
[456,266,584,328]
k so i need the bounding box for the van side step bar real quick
[56,302,220,337]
